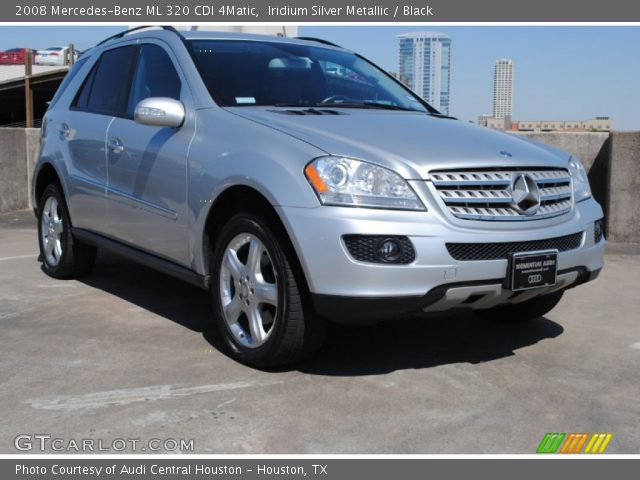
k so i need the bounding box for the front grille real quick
[446,232,584,261]
[430,168,573,221]
[343,235,415,264]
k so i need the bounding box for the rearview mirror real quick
[134,97,185,128]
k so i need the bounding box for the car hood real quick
[228,107,571,179]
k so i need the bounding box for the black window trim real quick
[70,44,139,119]
[70,42,183,120]
[48,56,90,110]
[124,42,183,118]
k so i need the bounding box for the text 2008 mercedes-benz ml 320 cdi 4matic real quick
[32,27,605,367]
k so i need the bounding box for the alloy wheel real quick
[40,196,64,266]
[219,233,279,348]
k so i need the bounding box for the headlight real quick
[568,156,592,202]
[304,156,425,211]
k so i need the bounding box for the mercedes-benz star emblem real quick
[510,173,541,215]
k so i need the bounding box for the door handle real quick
[59,123,70,138]
[107,137,124,154]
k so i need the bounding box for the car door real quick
[105,42,193,266]
[63,46,136,234]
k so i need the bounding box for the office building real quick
[398,32,452,114]
[493,59,513,119]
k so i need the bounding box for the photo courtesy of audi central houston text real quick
[1,22,638,456]
[31,27,604,367]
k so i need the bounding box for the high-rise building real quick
[398,32,452,115]
[493,59,513,119]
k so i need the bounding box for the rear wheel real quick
[37,184,96,278]
[210,212,326,368]
[476,290,564,322]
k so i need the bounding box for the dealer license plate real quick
[508,250,558,291]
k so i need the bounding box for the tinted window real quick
[74,46,135,115]
[127,44,181,115]
[188,40,429,112]
[49,56,89,109]
[73,62,97,110]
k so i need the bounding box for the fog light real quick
[342,235,415,264]
[594,219,604,243]
[376,238,402,263]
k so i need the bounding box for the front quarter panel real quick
[188,109,325,273]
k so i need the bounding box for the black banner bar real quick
[4,0,640,23]
[3,459,639,480]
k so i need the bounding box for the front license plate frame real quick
[508,250,558,291]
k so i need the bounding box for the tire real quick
[37,184,96,279]
[210,212,326,368]
[476,290,564,322]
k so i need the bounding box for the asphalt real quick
[0,210,638,454]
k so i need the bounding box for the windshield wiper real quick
[326,102,422,112]
[273,102,422,112]
[427,112,458,120]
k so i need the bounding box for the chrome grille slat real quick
[431,168,573,221]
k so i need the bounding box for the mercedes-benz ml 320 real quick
[32,28,605,367]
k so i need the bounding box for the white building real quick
[493,59,513,119]
[398,32,452,115]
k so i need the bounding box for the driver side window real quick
[127,44,182,116]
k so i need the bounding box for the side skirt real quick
[72,228,210,290]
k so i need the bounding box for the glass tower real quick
[398,32,452,115]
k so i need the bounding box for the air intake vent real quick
[446,232,584,261]
[430,168,573,221]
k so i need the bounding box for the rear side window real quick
[126,44,182,115]
[48,56,89,109]
[73,46,136,116]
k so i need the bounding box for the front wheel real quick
[476,290,564,322]
[210,212,326,368]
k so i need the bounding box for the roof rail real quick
[96,26,183,47]
[295,37,342,48]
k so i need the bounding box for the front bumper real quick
[277,196,605,322]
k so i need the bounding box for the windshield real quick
[188,40,431,112]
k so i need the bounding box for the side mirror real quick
[134,97,185,128]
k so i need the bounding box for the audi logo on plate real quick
[528,274,543,283]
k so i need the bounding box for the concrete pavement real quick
[0,210,638,454]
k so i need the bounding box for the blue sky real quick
[1,26,638,129]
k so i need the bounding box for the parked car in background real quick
[35,46,76,66]
[0,48,33,65]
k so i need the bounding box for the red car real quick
[0,48,33,65]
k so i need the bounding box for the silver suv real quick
[33,27,605,367]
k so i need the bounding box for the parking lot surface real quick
[1,210,638,454]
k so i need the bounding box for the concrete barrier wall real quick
[607,132,640,243]
[25,128,41,209]
[0,128,639,244]
[0,129,28,213]
[0,128,39,213]
[515,132,610,171]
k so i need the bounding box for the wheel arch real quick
[33,162,64,209]
[200,184,311,294]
